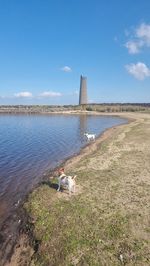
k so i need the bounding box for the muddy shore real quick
[1,112,150,266]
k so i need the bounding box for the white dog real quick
[57,168,76,194]
[84,132,96,141]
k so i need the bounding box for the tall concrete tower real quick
[79,75,88,105]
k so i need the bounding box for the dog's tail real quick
[72,175,76,180]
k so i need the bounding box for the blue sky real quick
[0,0,150,105]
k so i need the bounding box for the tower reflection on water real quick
[79,115,88,138]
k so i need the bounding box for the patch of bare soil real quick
[5,234,34,266]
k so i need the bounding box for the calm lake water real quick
[0,113,127,225]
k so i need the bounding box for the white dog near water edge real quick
[84,132,96,141]
[57,168,76,194]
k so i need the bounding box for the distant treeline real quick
[84,103,150,113]
[0,103,150,113]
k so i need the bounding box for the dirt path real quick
[6,112,150,266]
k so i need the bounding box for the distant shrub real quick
[86,107,93,111]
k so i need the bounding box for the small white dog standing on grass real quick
[57,168,76,194]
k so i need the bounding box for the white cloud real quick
[39,91,62,97]
[61,66,72,72]
[125,62,150,80]
[136,23,150,46]
[14,91,33,98]
[125,40,142,54]
[125,23,150,54]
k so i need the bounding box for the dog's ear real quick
[58,167,64,173]
[72,175,77,179]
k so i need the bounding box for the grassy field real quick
[9,112,150,266]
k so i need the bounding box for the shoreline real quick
[1,112,147,265]
[29,112,131,182]
[0,112,129,265]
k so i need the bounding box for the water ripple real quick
[0,114,127,223]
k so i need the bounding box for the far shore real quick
[0,103,150,115]
[1,111,150,266]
